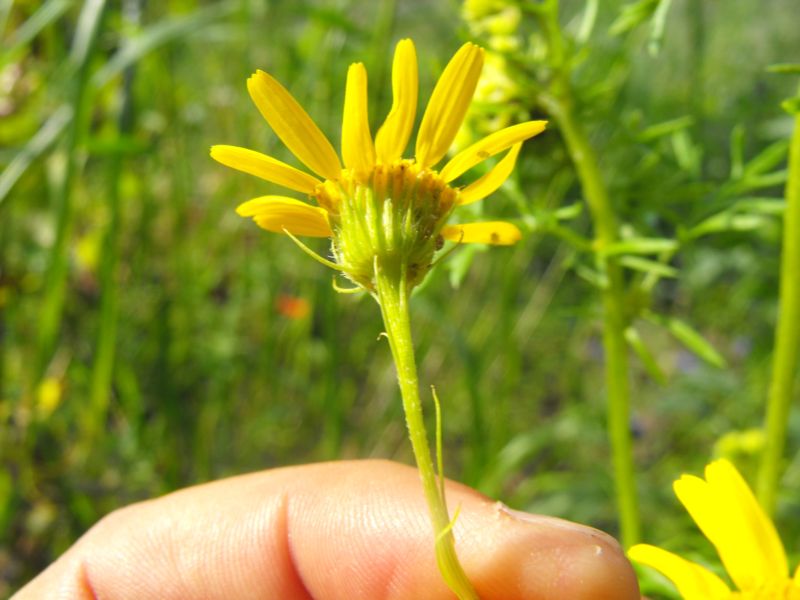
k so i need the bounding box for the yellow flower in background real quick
[629,459,800,599]
[211,39,545,291]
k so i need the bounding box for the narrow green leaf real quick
[70,0,106,66]
[2,0,71,60]
[625,326,667,384]
[554,202,583,221]
[610,0,660,36]
[601,237,679,256]
[767,63,800,74]
[687,212,773,239]
[619,255,678,278]
[447,244,483,289]
[730,170,788,195]
[647,0,673,56]
[577,0,599,43]
[742,140,789,178]
[671,129,702,176]
[730,124,745,180]
[782,97,800,116]
[0,105,73,207]
[574,263,608,289]
[645,312,727,368]
[91,2,237,88]
[637,115,694,142]
[735,197,786,216]
[0,0,12,38]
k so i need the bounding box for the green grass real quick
[1,0,799,596]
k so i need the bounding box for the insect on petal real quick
[441,121,546,182]
[457,143,522,205]
[441,221,521,245]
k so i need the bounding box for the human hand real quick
[14,460,639,599]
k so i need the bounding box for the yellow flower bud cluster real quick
[455,1,524,151]
[463,0,521,52]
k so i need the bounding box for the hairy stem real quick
[374,259,478,600]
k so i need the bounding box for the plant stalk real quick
[374,259,478,600]
[34,0,106,384]
[757,107,800,515]
[530,0,640,547]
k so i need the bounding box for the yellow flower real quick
[629,459,800,599]
[211,39,545,291]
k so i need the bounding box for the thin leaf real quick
[2,0,71,60]
[742,140,790,179]
[574,263,608,289]
[730,124,745,180]
[671,128,702,176]
[767,63,800,74]
[601,237,679,256]
[70,0,106,66]
[728,171,788,195]
[625,326,667,384]
[447,244,483,289]
[92,2,236,88]
[0,105,73,207]
[619,255,678,278]
[686,212,774,239]
[645,312,727,368]
[554,202,583,220]
[735,197,786,216]
[647,0,673,56]
[577,0,599,43]
[610,0,660,36]
[637,115,694,142]
[782,97,800,116]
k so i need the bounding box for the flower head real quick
[629,459,800,599]
[211,39,545,292]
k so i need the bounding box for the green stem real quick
[374,259,478,600]
[34,0,106,384]
[534,13,640,540]
[86,40,137,448]
[757,108,800,515]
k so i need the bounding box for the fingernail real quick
[495,502,621,548]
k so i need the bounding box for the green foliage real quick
[1,0,799,596]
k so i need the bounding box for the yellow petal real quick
[440,120,546,182]
[341,62,375,174]
[458,143,521,205]
[441,221,521,245]
[375,39,418,163]
[210,145,321,194]
[628,544,730,600]
[236,195,332,237]
[415,42,484,170]
[674,459,788,591]
[247,70,342,181]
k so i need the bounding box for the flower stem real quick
[757,107,800,515]
[374,259,479,600]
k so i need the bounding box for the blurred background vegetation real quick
[1,0,798,596]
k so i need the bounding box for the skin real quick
[14,460,640,600]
